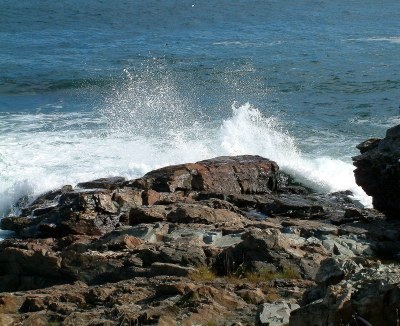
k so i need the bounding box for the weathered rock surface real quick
[257,301,300,326]
[353,124,400,217]
[290,260,400,326]
[0,154,398,325]
[134,155,280,194]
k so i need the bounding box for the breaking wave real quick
[0,74,371,219]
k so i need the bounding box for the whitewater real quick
[4,0,400,238]
[0,96,371,223]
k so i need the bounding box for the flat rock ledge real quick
[0,155,399,326]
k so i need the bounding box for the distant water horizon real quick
[1,0,400,224]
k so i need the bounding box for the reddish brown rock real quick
[129,205,169,224]
[166,203,245,226]
[135,155,279,194]
[112,187,143,210]
[0,238,64,292]
[0,154,398,325]
[144,189,191,205]
[0,294,25,314]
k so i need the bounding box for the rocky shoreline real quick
[0,127,400,325]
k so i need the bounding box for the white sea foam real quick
[213,40,283,47]
[0,68,372,219]
[350,116,400,129]
[0,100,371,223]
[217,103,371,206]
[365,37,400,44]
[348,36,400,44]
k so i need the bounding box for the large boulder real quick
[1,155,278,239]
[134,155,279,194]
[353,124,400,217]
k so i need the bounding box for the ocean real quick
[1,0,400,234]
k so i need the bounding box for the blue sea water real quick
[1,0,400,224]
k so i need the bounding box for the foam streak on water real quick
[349,36,400,44]
[0,101,371,219]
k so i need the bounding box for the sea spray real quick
[0,99,371,219]
[0,104,370,216]
[100,67,195,136]
[219,103,371,206]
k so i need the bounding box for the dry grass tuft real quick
[244,266,300,283]
[189,265,299,285]
[204,321,217,326]
[189,266,217,281]
[264,287,281,302]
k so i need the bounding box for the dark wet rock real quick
[323,190,364,208]
[149,262,196,277]
[278,172,314,194]
[20,185,73,217]
[279,185,311,195]
[356,138,381,154]
[343,207,382,221]
[353,124,400,217]
[338,218,400,241]
[77,177,126,190]
[258,194,325,219]
[254,191,362,221]
[0,216,34,233]
[59,189,118,214]
[227,194,261,208]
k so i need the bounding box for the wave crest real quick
[0,99,371,219]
